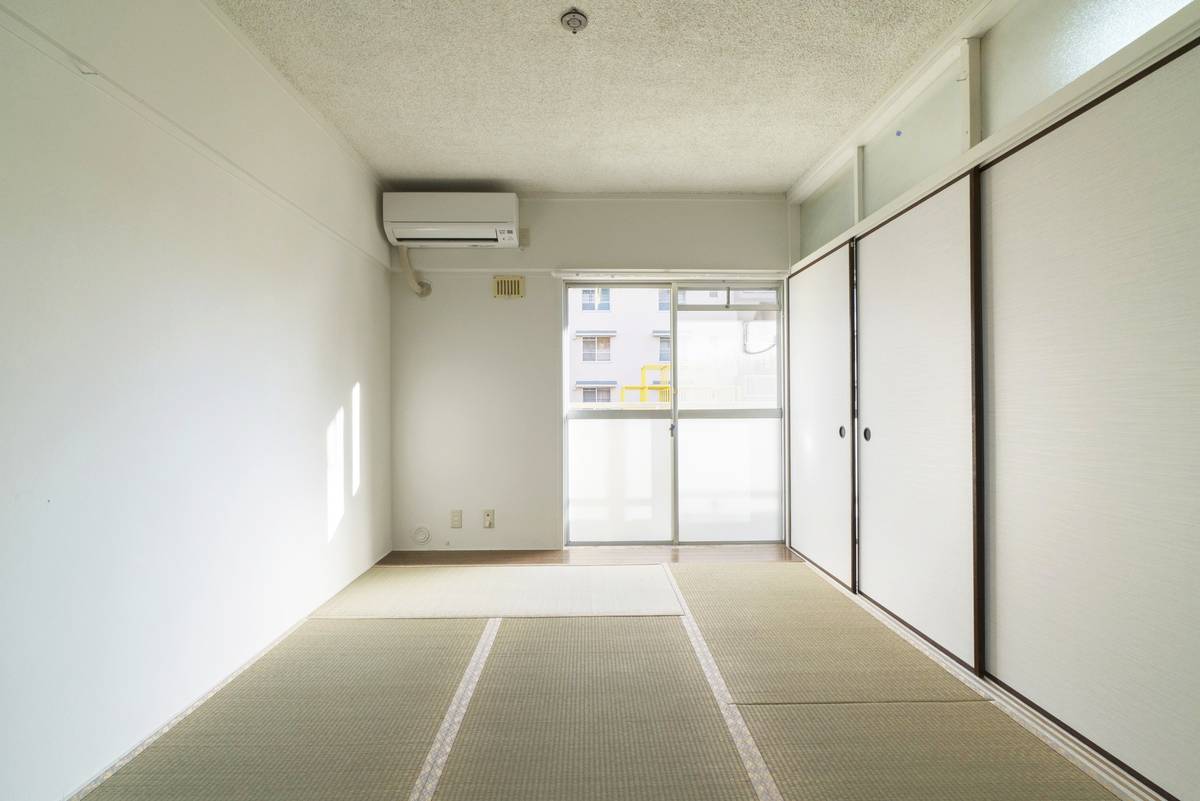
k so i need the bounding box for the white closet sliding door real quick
[983,43,1200,800]
[856,176,975,666]
[787,245,853,586]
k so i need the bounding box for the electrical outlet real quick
[450,510,462,529]
[483,509,495,529]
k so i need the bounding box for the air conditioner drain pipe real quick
[389,245,432,297]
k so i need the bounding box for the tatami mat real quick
[670,563,978,703]
[83,619,484,801]
[431,617,756,801]
[741,701,1116,801]
[315,564,683,618]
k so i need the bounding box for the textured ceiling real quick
[217,0,973,193]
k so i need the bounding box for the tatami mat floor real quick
[433,617,755,801]
[671,563,978,704]
[743,702,1115,801]
[672,563,1115,801]
[82,619,484,801]
[79,549,1116,801]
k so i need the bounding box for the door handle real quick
[669,422,676,437]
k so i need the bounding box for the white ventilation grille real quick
[492,275,525,298]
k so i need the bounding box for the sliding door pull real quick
[863,427,872,441]
[839,426,846,438]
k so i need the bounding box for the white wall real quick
[981,0,1191,136]
[862,60,963,218]
[0,4,390,799]
[392,196,787,550]
[789,166,854,266]
[0,0,384,259]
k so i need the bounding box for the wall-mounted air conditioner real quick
[382,192,518,248]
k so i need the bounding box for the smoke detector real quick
[561,8,588,34]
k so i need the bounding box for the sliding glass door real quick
[674,286,783,542]
[565,285,674,543]
[564,282,783,544]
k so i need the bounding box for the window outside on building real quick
[581,287,611,311]
[581,387,611,403]
[581,336,611,362]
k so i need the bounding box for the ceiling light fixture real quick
[561,8,588,34]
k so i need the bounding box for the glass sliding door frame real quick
[564,281,674,545]
[563,280,785,545]
[673,282,785,544]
